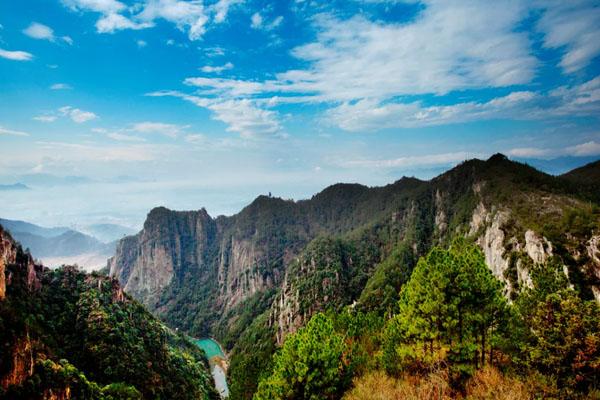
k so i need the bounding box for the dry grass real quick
[343,367,535,400]
[342,370,452,400]
[465,366,533,400]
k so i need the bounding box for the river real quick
[194,338,230,398]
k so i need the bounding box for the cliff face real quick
[107,155,600,345]
[0,225,42,301]
[109,206,218,306]
[0,226,43,392]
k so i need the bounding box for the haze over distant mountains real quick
[0,218,134,271]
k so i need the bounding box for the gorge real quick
[107,155,600,399]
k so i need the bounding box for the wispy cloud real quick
[211,0,244,24]
[327,91,539,131]
[0,126,30,137]
[50,83,72,90]
[146,91,282,139]
[536,1,600,74]
[508,140,600,159]
[62,0,238,40]
[200,62,233,73]
[59,106,98,123]
[23,22,73,44]
[0,48,33,61]
[250,12,263,29]
[339,151,481,169]
[33,115,58,122]
[130,121,186,138]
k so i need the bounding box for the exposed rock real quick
[524,230,553,264]
[434,190,447,234]
[0,332,34,390]
[109,207,217,307]
[469,202,489,236]
[0,225,41,300]
[587,235,600,301]
[476,210,510,282]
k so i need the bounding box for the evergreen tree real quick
[254,313,347,400]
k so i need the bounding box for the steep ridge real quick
[108,155,600,399]
[0,224,217,399]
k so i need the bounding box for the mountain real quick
[0,183,30,191]
[0,218,114,271]
[108,154,600,399]
[0,218,70,238]
[0,224,218,399]
[79,223,137,244]
[561,159,600,191]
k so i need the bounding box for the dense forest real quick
[2,155,599,399]
[103,155,600,399]
[252,241,600,399]
[0,225,218,399]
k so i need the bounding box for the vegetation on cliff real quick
[0,227,217,399]
[254,242,600,399]
[104,155,600,399]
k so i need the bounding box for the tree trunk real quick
[481,328,486,367]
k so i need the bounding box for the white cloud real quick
[547,76,600,116]
[507,147,553,158]
[211,0,244,24]
[184,76,264,96]
[200,62,233,73]
[131,121,186,138]
[107,132,146,142]
[50,83,73,90]
[566,140,600,157]
[63,0,241,39]
[33,115,59,122]
[0,48,33,61]
[137,39,147,48]
[59,106,98,123]
[269,16,283,29]
[96,13,152,33]
[208,99,282,138]
[536,0,600,74]
[327,91,539,131]
[34,141,158,162]
[137,0,208,40]
[508,140,600,158]
[146,91,282,139]
[61,0,126,14]
[340,151,481,169]
[250,13,282,31]
[23,22,74,44]
[184,133,207,144]
[280,5,535,100]
[23,22,55,40]
[0,126,30,136]
[250,12,263,29]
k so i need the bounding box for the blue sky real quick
[0,0,599,229]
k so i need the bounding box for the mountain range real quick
[0,218,135,271]
[106,154,600,398]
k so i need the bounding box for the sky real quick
[0,0,599,229]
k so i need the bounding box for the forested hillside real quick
[108,155,600,399]
[0,225,217,399]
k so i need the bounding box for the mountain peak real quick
[486,153,509,163]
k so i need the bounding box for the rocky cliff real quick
[108,155,600,349]
[105,155,600,399]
